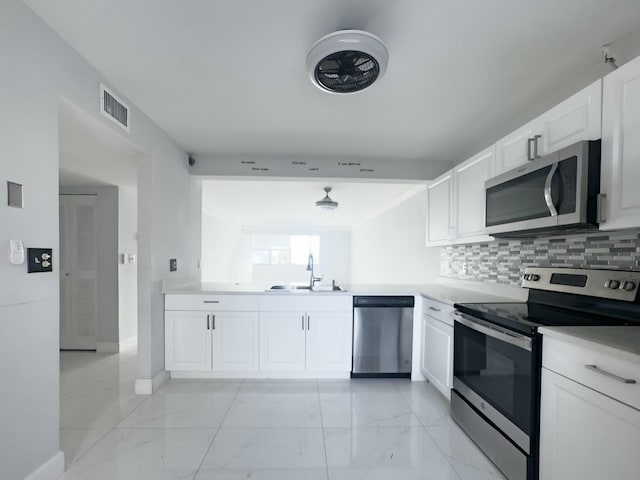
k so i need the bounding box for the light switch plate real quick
[169,258,177,272]
[7,181,23,208]
[9,240,25,265]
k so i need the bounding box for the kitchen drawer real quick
[259,294,352,312]
[543,335,640,411]
[165,294,260,311]
[423,298,454,326]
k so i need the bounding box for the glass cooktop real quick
[454,301,640,336]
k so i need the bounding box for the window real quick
[251,234,320,265]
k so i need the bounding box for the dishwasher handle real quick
[353,296,415,308]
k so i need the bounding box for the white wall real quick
[0,1,198,478]
[201,211,351,287]
[201,213,250,283]
[60,187,119,347]
[351,188,441,284]
[118,186,137,344]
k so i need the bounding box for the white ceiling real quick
[202,180,423,228]
[59,99,140,187]
[25,0,640,167]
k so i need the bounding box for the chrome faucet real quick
[306,253,322,290]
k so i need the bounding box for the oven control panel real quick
[522,267,640,302]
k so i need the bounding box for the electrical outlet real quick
[27,248,53,273]
[169,258,177,272]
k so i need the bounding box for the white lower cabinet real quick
[306,311,352,372]
[259,312,306,371]
[165,311,212,371]
[212,312,259,371]
[540,334,640,480]
[421,313,453,399]
[539,367,640,480]
[165,310,258,372]
[260,310,352,373]
[165,293,352,377]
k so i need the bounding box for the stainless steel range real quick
[452,267,640,480]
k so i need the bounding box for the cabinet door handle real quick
[533,134,542,159]
[429,306,441,312]
[596,193,607,224]
[301,315,305,330]
[207,314,210,330]
[585,364,636,384]
[307,315,310,330]
[527,137,535,161]
[203,300,220,304]
[212,314,215,330]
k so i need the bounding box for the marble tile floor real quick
[59,351,506,480]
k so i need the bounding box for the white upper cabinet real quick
[495,118,542,175]
[600,54,640,230]
[426,171,453,246]
[495,79,603,176]
[539,79,602,155]
[426,147,495,247]
[454,145,495,241]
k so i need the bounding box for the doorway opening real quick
[57,98,145,468]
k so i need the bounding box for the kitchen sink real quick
[265,285,346,292]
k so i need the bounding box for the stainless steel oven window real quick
[453,317,534,438]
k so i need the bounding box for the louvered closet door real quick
[59,195,98,350]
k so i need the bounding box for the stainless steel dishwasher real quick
[352,296,414,377]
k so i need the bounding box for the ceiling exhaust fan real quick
[306,30,389,94]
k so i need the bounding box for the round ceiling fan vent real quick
[306,30,389,94]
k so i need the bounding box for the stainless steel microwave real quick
[485,140,602,237]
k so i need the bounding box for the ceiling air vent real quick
[100,83,130,132]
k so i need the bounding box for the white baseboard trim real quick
[119,335,137,351]
[170,371,351,380]
[96,342,119,353]
[24,451,64,480]
[135,370,169,395]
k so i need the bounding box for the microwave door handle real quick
[544,163,559,217]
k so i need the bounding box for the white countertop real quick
[163,281,525,306]
[539,326,640,361]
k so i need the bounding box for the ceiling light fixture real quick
[306,29,389,94]
[315,187,339,210]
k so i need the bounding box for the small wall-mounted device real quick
[169,258,177,272]
[8,240,25,265]
[188,156,195,167]
[7,181,23,208]
[27,248,53,273]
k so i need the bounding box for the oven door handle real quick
[454,312,532,351]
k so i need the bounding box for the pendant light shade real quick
[316,187,338,210]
